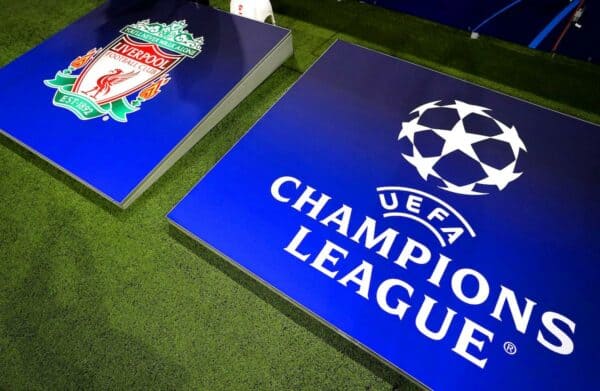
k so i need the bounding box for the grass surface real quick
[0,0,598,390]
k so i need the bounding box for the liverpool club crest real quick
[44,20,204,122]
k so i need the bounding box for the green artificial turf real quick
[0,1,598,390]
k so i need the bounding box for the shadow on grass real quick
[2,214,189,389]
[0,135,125,215]
[168,225,423,391]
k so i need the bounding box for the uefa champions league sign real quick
[269,100,567,369]
[169,41,599,389]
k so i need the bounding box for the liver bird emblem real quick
[83,68,139,99]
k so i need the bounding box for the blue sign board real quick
[0,0,290,207]
[168,41,599,389]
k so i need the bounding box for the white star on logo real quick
[478,161,523,191]
[439,179,487,196]
[398,117,431,143]
[433,120,487,161]
[446,100,492,119]
[492,121,527,158]
[410,100,442,116]
[402,147,442,181]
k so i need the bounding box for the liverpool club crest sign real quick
[44,20,204,122]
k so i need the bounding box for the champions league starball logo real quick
[398,100,527,196]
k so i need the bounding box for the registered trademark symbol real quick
[503,341,517,355]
